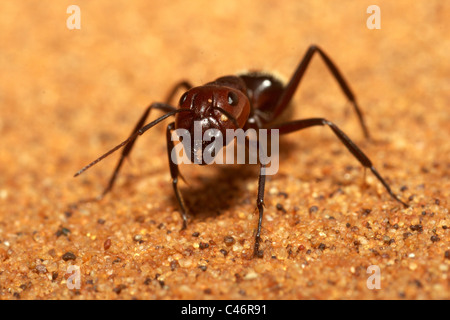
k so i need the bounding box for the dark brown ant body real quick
[75,45,408,257]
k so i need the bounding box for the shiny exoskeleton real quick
[75,45,408,258]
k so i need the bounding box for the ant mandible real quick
[75,45,408,258]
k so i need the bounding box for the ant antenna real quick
[74,109,192,177]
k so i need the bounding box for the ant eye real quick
[179,92,188,105]
[227,91,239,106]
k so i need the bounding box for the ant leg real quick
[244,135,267,258]
[269,118,408,207]
[273,45,370,138]
[166,122,189,230]
[164,81,193,104]
[99,102,176,199]
[97,80,193,199]
[254,163,266,258]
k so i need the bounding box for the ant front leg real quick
[269,118,409,207]
[166,122,189,230]
[245,135,267,258]
[254,163,266,258]
[273,45,370,138]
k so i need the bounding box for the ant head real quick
[175,85,250,129]
[174,81,250,164]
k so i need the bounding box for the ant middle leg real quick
[97,81,193,200]
[98,102,177,200]
[268,118,408,207]
[273,45,370,138]
[74,107,191,206]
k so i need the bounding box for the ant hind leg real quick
[273,45,370,138]
[269,118,408,207]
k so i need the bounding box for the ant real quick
[75,45,408,258]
